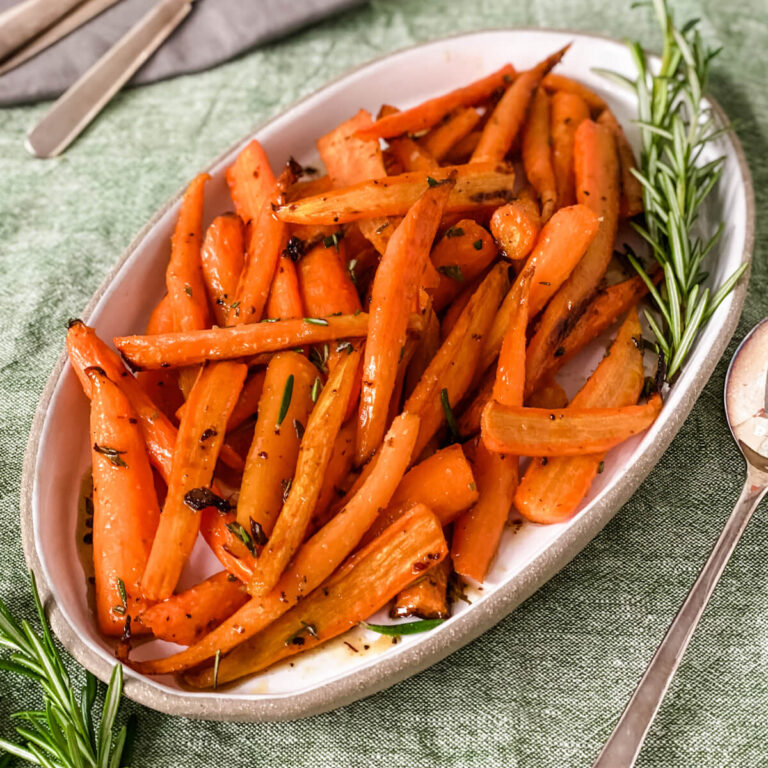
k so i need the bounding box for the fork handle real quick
[592,470,768,768]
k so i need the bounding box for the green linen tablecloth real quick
[0,0,766,765]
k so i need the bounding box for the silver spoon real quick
[593,318,768,767]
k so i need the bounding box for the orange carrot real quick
[87,368,159,636]
[312,419,357,528]
[357,179,454,464]
[489,197,541,263]
[133,411,419,675]
[296,242,362,317]
[405,305,441,398]
[286,174,334,201]
[140,571,249,646]
[541,73,608,114]
[141,361,247,600]
[276,163,516,227]
[378,106,439,172]
[249,348,361,596]
[515,309,645,523]
[356,65,515,141]
[527,377,568,409]
[236,352,317,533]
[392,558,451,619]
[201,213,245,326]
[439,276,479,340]
[550,91,590,209]
[597,108,643,218]
[521,87,557,221]
[184,502,447,688]
[421,107,482,161]
[114,312,424,370]
[471,47,567,163]
[429,219,497,311]
[226,369,266,432]
[525,120,620,395]
[265,254,304,320]
[457,367,494,438]
[443,129,482,164]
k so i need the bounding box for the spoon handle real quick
[593,470,768,768]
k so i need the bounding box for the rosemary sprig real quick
[0,572,135,768]
[599,0,747,379]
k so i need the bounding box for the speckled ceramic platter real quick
[20,28,754,722]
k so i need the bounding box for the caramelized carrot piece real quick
[276,163,516,227]
[429,219,497,311]
[541,73,608,114]
[88,368,159,636]
[457,366,494,438]
[443,129,482,164]
[265,255,304,320]
[527,377,568,409]
[356,65,515,141]
[140,571,249,646]
[296,242,362,317]
[471,47,567,163]
[133,412,419,675]
[249,348,361,596]
[141,361,247,600]
[439,276,479,340]
[312,419,357,528]
[597,108,644,218]
[550,91,590,209]
[201,213,245,326]
[236,352,316,533]
[490,196,541,263]
[405,305,441,398]
[226,369,266,432]
[114,312,423,370]
[525,120,620,394]
[377,106,439,172]
[357,179,454,464]
[521,88,557,221]
[184,502,447,688]
[392,558,451,619]
[421,108,482,161]
[515,309,645,523]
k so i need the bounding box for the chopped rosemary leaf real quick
[117,577,127,608]
[445,226,465,238]
[472,239,483,251]
[322,230,345,251]
[276,374,294,426]
[311,376,322,403]
[93,443,128,468]
[213,649,221,689]
[361,619,445,636]
[183,487,232,513]
[226,521,255,554]
[440,388,461,443]
[304,317,329,326]
[426,176,439,187]
[347,258,358,285]
[437,265,464,282]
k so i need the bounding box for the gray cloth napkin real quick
[0,0,364,105]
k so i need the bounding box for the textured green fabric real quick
[1,0,767,765]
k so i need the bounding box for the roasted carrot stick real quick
[530,272,654,392]
[521,87,557,221]
[444,130,482,164]
[286,174,334,202]
[515,309,645,523]
[184,502,447,688]
[405,305,441,398]
[249,348,361,596]
[141,361,247,601]
[265,254,304,320]
[312,419,357,528]
[421,107,482,161]
[597,108,643,218]
[405,262,509,457]
[541,73,608,114]
[451,440,517,582]
[227,140,284,324]
[356,64,515,141]
[482,396,661,456]
[226,369,266,432]
[378,106,439,172]
[357,179,454,464]
[140,571,249,646]
[457,367,494,438]
[480,204,600,375]
[296,242,362,317]
[525,120,619,393]
[133,411,419,675]
[392,558,451,619]
[114,311,423,370]
[489,196,541,263]
[201,213,245,326]
[439,275,479,340]
[88,368,159,636]
[471,47,567,163]
[236,352,316,533]
[527,377,568,409]
[429,219,497,311]
[274,163,516,226]
[550,91,590,209]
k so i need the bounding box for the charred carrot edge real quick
[201,213,245,327]
[524,120,620,395]
[88,368,159,636]
[236,352,317,533]
[541,73,608,115]
[550,91,590,210]
[114,311,424,370]
[132,412,419,675]
[356,64,515,141]
[597,108,644,218]
[140,571,249,646]
[141,361,247,601]
[489,198,541,263]
[392,558,452,620]
[184,502,447,688]
[249,348,362,596]
[274,162,516,226]
[471,47,568,163]
[420,108,482,162]
[521,88,557,221]
[515,309,645,524]
[430,218,497,312]
[265,254,304,320]
[482,395,662,456]
[405,263,509,458]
